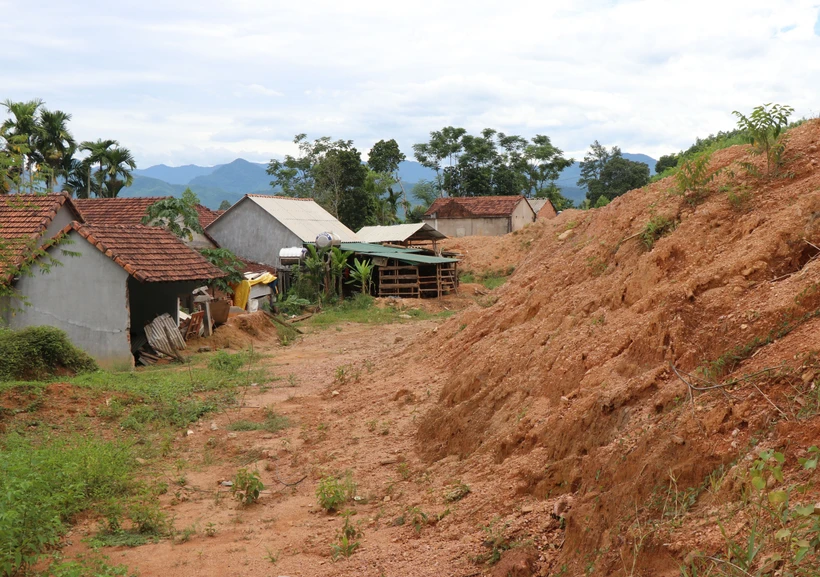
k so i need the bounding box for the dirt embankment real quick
[409,120,820,573]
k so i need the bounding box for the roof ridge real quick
[245,194,315,201]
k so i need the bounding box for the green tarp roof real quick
[339,242,458,265]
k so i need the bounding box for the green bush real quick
[0,326,97,381]
[316,472,357,512]
[0,434,136,576]
[231,469,264,505]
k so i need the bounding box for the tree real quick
[364,170,400,225]
[655,154,678,174]
[142,188,204,241]
[34,109,75,191]
[1,99,43,189]
[77,139,135,198]
[314,147,370,229]
[523,134,574,202]
[200,248,244,294]
[218,200,231,210]
[267,134,352,198]
[732,103,794,177]
[412,126,466,197]
[588,157,650,205]
[368,139,407,214]
[99,146,136,198]
[577,140,621,193]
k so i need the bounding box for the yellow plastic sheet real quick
[232,280,251,310]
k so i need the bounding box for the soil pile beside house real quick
[411,120,820,573]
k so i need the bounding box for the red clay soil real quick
[411,119,820,574]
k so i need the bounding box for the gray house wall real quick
[510,200,536,231]
[206,200,303,266]
[3,230,132,368]
[42,204,77,244]
[423,216,511,237]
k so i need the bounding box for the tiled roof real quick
[424,196,527,218]
[64,222,226,283]
[0,193,82,274]
[74,197,222,230]
[195,205,224,228]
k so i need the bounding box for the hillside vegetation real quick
[411,119,820,574]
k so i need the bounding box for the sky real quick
[1,0,819,169]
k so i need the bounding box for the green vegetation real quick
[316,472,357,512]
[639,215,677,250]
[460,266,514,290]
[578,140,650,206]
[0,434,143,576]
[227,408,290,433]
[733,103,794,178]
[231,468,264,505]
[444,481,472,503]
[683,446,819,576]
[142,188,203,241]
[307,293,446,328]
[1,98,136,197]
[347,258,374,295]
[331,511,362,560]
[412,127,574,207]
[0,326,97,381]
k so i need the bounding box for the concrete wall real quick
[3,230,133,368]
[42,204,77,244]
[510,200,536,231]
[423,216,511,237]
[206,199,303,266]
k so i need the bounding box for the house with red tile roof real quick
[1,193,225,367]
[73,197,223,249]
[422,195,536,237]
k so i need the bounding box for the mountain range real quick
[129,153,657,210]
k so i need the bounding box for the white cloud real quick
[1,0,819,167]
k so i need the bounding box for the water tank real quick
[279,246,307,266]
[315,231,341,248]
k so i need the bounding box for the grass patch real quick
[0,433,142,575]
[308,294,442,328]
[639,215,677,250]
[227,409,290,433]
[459,266,514,290]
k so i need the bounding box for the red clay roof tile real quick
[74,197,222,230]
[64,222,226,283]
[424,196,528,218]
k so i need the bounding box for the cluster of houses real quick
[0,192,555,367]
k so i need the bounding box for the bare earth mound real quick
[410,120,820,574]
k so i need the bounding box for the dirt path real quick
[76,319,517,577]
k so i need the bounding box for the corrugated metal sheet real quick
[246,196,359,243]
[145,313,186,359]
[356,223,446,243]
[340,243,458,265]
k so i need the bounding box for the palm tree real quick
[63,156,90,198]
[79,138,117,197]
[1,99,43,190]
[100,146,136,198]
[34,109,75,191]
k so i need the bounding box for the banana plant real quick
[347,258,374,295]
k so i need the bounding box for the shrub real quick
[673,151,720,204]
[331,511,362,560]
[0,326,97,381]
[733,103,794,178]
[316,472,357,512]
[231,468,264,505]
[640,215,677,250]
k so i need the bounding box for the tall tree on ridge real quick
[35,108,75,191]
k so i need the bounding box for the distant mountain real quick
[133,164,217,185]
[188,159,271,193]
[126,152,656,211]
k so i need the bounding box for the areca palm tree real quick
[100,146,136,198]
[1,99,43,190]
[78,139,136,198]
[79,138,116,197]
[35,109,75,191]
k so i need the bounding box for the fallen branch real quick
[287,312,313,324]
[264,311,304,334]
